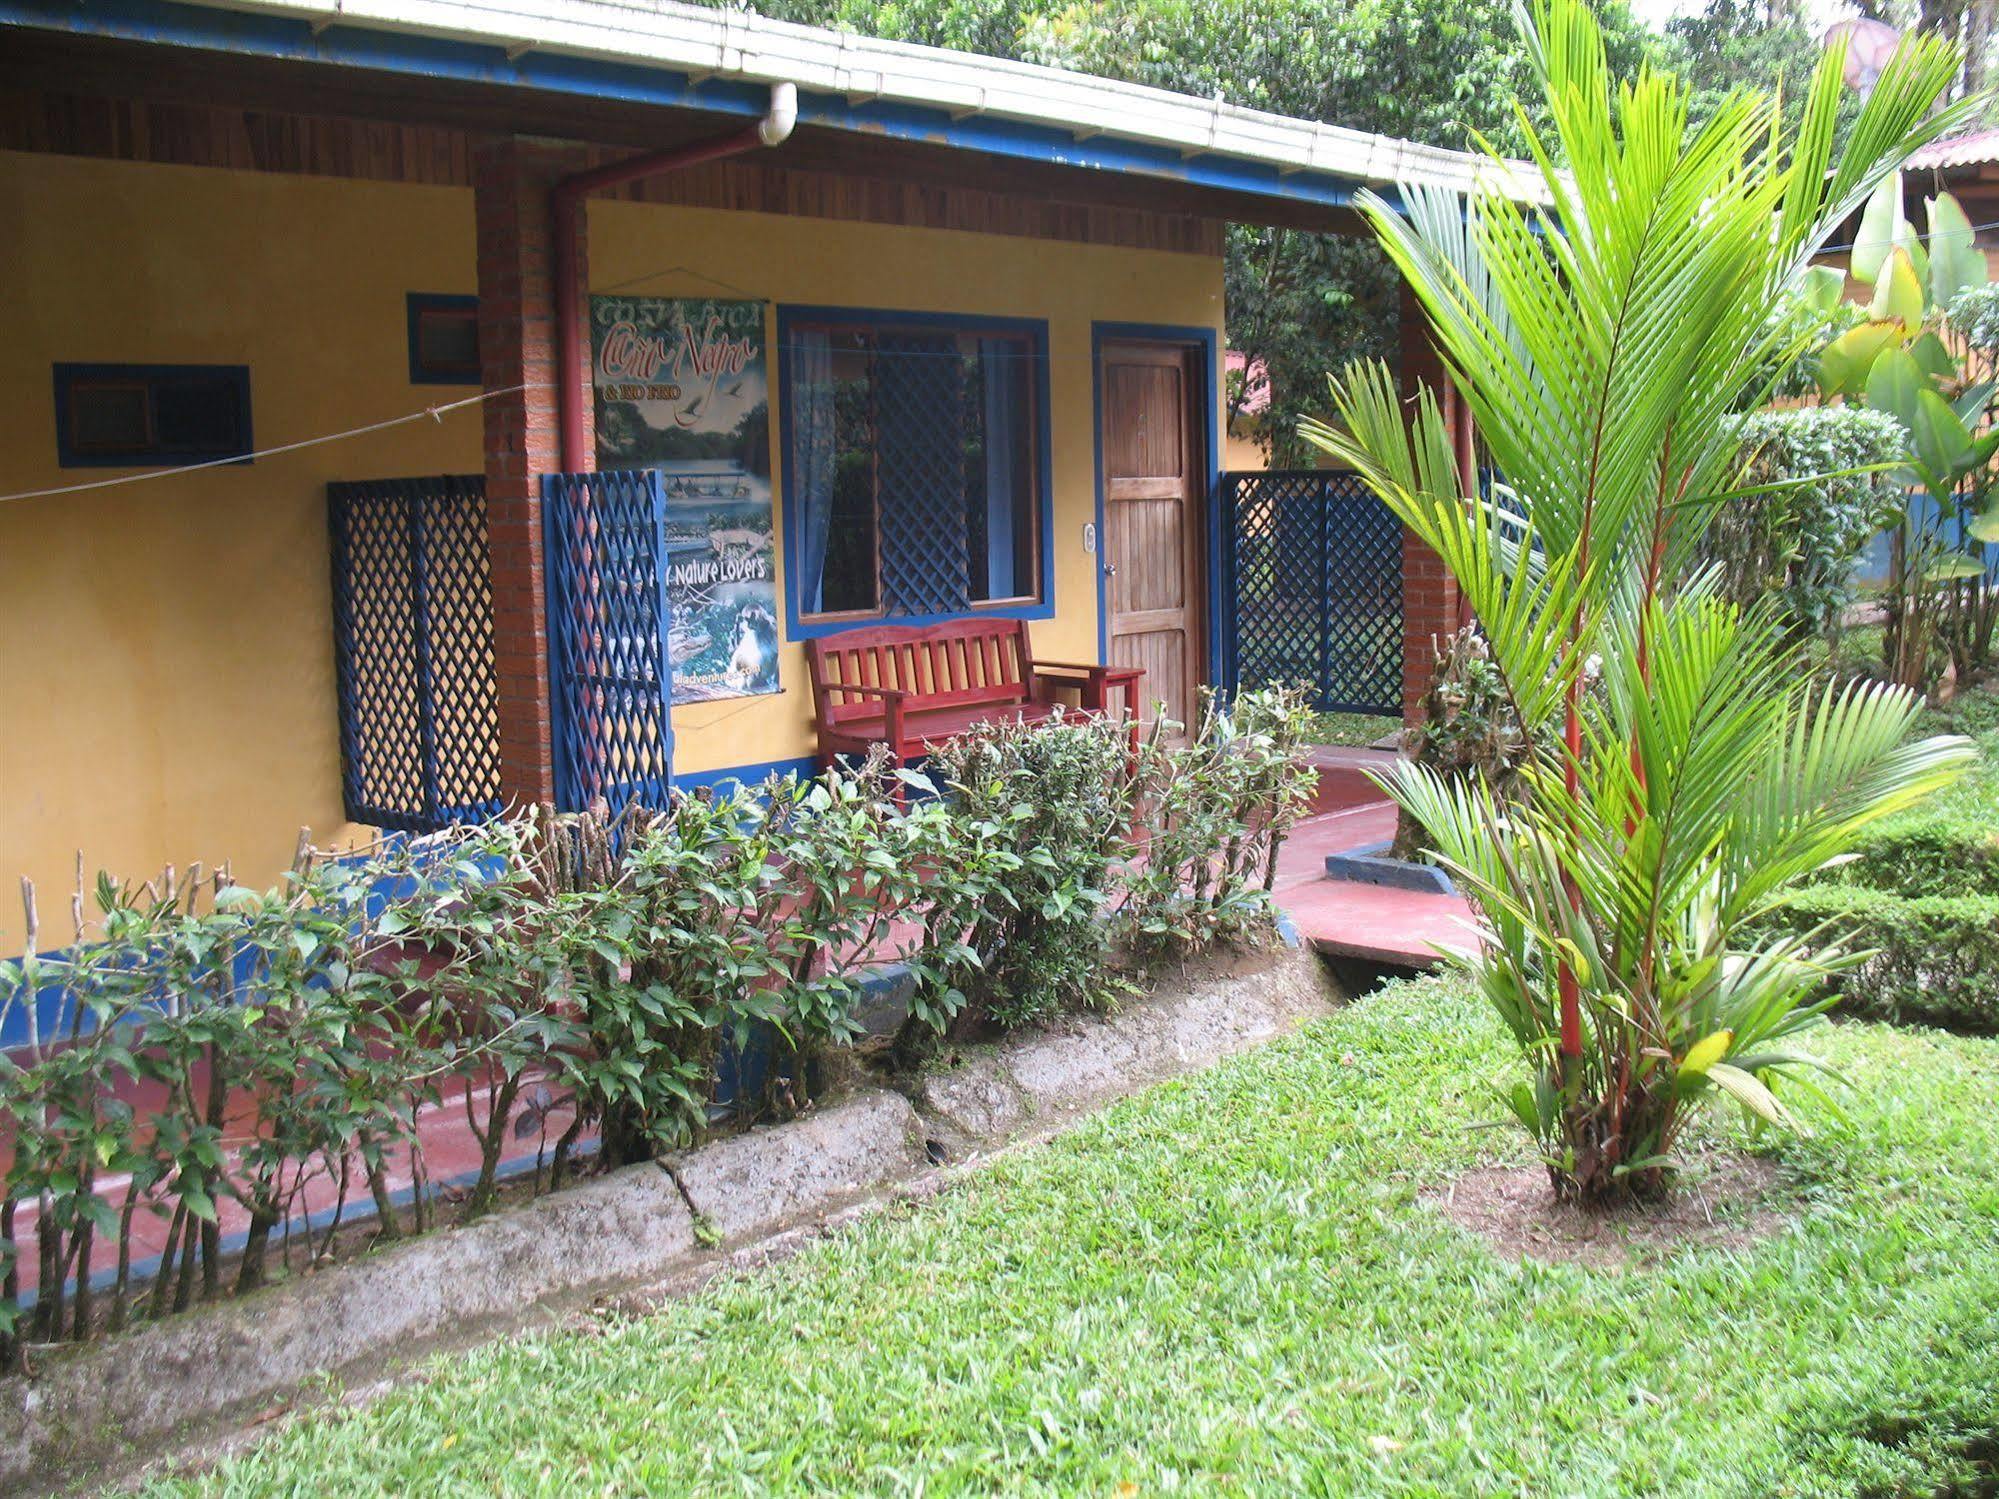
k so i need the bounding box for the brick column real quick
[1397,280,1464,728]
[473,137,592,808]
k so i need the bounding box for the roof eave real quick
[0,0,1544,212]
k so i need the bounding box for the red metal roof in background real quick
[1909,126,1999,172]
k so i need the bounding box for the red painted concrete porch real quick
[1274,746,1480,967]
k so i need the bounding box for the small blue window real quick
[53,363,252,469]
[406,293,481,385]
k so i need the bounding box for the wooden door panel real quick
[1105,364,1186,481]
[1119,628,1187,717]
[1101,340,1204,734]
[1110,496,1186,615]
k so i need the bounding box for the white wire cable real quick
[0,383,531,506]
[6,203,1998,511]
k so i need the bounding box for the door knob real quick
[1103,563,1117,577]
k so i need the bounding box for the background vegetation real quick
[1754,684,1999,1034]
[705,0,1918,463]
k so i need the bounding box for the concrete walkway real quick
[1272,747,1480,969]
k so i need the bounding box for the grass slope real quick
[152,980,1999,1498]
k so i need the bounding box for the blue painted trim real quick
[1088,323,1222,677]
[670,755,819,797]
[0,0,1379,215]
[1089,331,1110,663]
[404,292,480,386]
[773,304,1056,642]
[51,361,252,469]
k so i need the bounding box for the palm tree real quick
[1304,0,1978,1204]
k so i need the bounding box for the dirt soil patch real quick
[1424,1152,1790,1268]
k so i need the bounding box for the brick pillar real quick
[473,137,591,808]
[1397,280,1464,728]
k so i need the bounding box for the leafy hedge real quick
[0,689,1318,1364]
[1772,693,1999,1033]
[1755,884,1999,1035]
[1810,814,1999,900]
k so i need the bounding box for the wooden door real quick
[1100,340,1205,733]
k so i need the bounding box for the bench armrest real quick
[821,680,909,739]
[1030,661,1144,715]
[1036,661,1143,684]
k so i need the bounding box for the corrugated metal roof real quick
[1909,126,1999,171]
[179,0,1543,202]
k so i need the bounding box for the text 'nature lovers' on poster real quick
[590,294,779,704]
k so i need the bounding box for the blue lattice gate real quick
[1219,470,1403,716]
[327,475,503,832]
[542,471,675,812]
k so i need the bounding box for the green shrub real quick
[923,713,1136,1032]
[1702,406,1908,644]
[1119,686,1321,952]
[0,717,1315,1357]
[1947,283,1999,355]
[1757,884,1999,1034]
[1391,625,1537,861]
[1813,814,1999,900]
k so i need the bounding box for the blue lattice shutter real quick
[543,470,675,812]
[1221,470,1402,716]
[327,475,502,833]
[874,333,970,618]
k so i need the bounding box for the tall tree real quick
[724,0,1655,463]
[1665,0,1840,132]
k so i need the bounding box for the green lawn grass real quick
[1307,709,1398,748]
[152,980,1999,1498]
[1911,689,1999,829]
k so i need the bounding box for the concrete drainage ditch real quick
[3,945,1341,1494]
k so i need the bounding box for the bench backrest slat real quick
[807,618,1036,723]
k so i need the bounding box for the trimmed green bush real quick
[1758,884,1999,1034]
[1812,813,1999,900]
[3,690,1324,1358]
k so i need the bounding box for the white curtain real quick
[792,328,835,614]
[979,338,1019,600]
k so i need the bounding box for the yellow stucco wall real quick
[0,150,1224,911]
[0,150,483,914]
[587,197,1225,781]
[1223,431,1268,471]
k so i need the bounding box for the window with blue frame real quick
[53,363,252,468]
[784,313,1044,624]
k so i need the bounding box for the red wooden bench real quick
[804,618,1143,773]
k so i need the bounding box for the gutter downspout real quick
[552,82,798,472]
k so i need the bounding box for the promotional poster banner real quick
[591,295,779,704]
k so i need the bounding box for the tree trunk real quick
[67,1166,95,1341]
[360,1136,401,1243]
[235,1206,276,1294]
[461,1071,522,1221]
[200,1049,226,1302]
[150,1200,186,1320]
[108,1188,140,1334]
